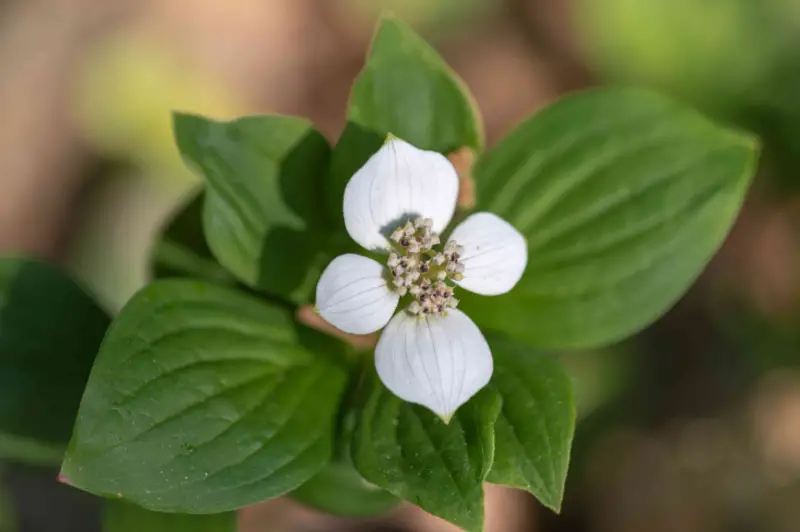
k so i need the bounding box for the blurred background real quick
[1,0,800,530]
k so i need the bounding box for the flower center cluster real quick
[387,217,464,317]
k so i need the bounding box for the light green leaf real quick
[352,376,501,532]
[485,336,575,512]
[0,258,109,462]
[61,280,348,513]
[327,14,483,223]
[463,87,759,348]
[173,113,331,303]
[104,501,235,532]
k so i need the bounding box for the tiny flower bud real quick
[433,254,445,266]
[445,262,457,273]
[423,218,434,228]
[453,273,464,281]
[397,286,408,296]
[408,301,421,314]
[437,271,447,280]
[409,284,421,295]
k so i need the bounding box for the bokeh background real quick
[2,0,800,531]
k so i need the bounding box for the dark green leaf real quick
[61,280,347,513]
[352,376,501,532]
[173,113,331,303]
[485,336,575,512]
[104,501,235,532]
[463,88,759,348]
[327,14,483,223]
[150,191,235,286]
[290,461,400,518]
[0,258,109,461]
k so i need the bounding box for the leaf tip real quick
[56,471,73,486]
[170,110,190,130]
[376,9,400,25]
[545,496,563,514]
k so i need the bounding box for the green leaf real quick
[61,279,348,513]
[485,336,575,512]
[173,113,332,303]
[0,464,17,532]
[0,258,109,461]
[150,190,237,286]
[463,87,759,348]
[104,502,235,532]
[290,461,400,518]
[352,376,501,532]
[327,14,483,222]
[349,14,483,152]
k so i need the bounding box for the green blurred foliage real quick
[576,0,800,189]
[0,475,16,532]
[76,33,243,177]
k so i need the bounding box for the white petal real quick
[375,309,492,421]
[316,254,399,334]
[448,212,528,296]
[343,138,459,252]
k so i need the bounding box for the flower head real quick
[316,137,527,421]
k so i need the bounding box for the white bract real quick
[316,137,527,422]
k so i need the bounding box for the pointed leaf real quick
[327,15,483,223]
[486,336,575,512]
[352,376,501,532]
[462,88,759,348]
[61,280,348,513]
[173,113,331,303]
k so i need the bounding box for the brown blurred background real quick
[2,0,800,531]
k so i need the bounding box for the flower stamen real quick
[387,217,464,317]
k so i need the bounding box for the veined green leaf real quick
[62,280,347,513]
[327,14,483,225]
[352,376,501,532]
[463,87,759,348]
[486,336,575,512]
[173,113,331,303]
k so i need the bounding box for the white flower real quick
[315,137,527,422]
